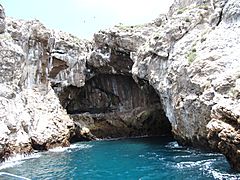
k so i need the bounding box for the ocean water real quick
[0,136,240,180]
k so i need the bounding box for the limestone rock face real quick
[0,5,91,160]
[91,0,240,170]
[5,17,90,88]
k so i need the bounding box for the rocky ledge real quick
[0,0,240,171]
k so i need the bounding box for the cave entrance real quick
[56,74,172,138]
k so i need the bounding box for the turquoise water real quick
[0,137,240,180]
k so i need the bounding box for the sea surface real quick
[0,136,240,180]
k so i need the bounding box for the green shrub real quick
[187,48,197,63]
[177,10,183,14]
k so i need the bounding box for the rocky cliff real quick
[0,0,240,171]
[0,4,92,160]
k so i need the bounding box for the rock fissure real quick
[215,2,226,26]
[216,8,223,26]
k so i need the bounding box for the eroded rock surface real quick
[0,6,91,160]
[54,36,172,138]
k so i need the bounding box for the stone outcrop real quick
[0,7,91,161]
[0,0,240,171]
[89,0,240,170]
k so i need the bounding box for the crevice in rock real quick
[87,48,133,77]
[216,8,224,26]
[31,139,47,151]
[48,57,68,78]
[215,0,229,27]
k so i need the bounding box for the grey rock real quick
[0,5,92,159]
[0,4,5,33]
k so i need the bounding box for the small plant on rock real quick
[187,48,197,63]
[177,10,184,14]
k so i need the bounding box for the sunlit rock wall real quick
[0,6,91,159]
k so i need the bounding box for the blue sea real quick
[0,137,240,180]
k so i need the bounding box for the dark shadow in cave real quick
[54,74,172,138]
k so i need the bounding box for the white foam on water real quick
[0,153,41,170]
[202,161,240,180]
[0,172,31,180]
[165,141,183,149]
[203,153,224,157]
[175,159,215,169]
[49,143,92,153]
[175,158,240,179]
[210,170,239,180]
[0,144,92,170]
[0,160,23,170]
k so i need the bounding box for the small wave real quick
[174,159,240,179]
[49,144,92,153]
[0,172,31,180]
[175,159,214,169]
[210,169,240,180]
[203,153,224,157]
[0,153,41,170]
[173,155,192,159]
[0,160,23,170]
